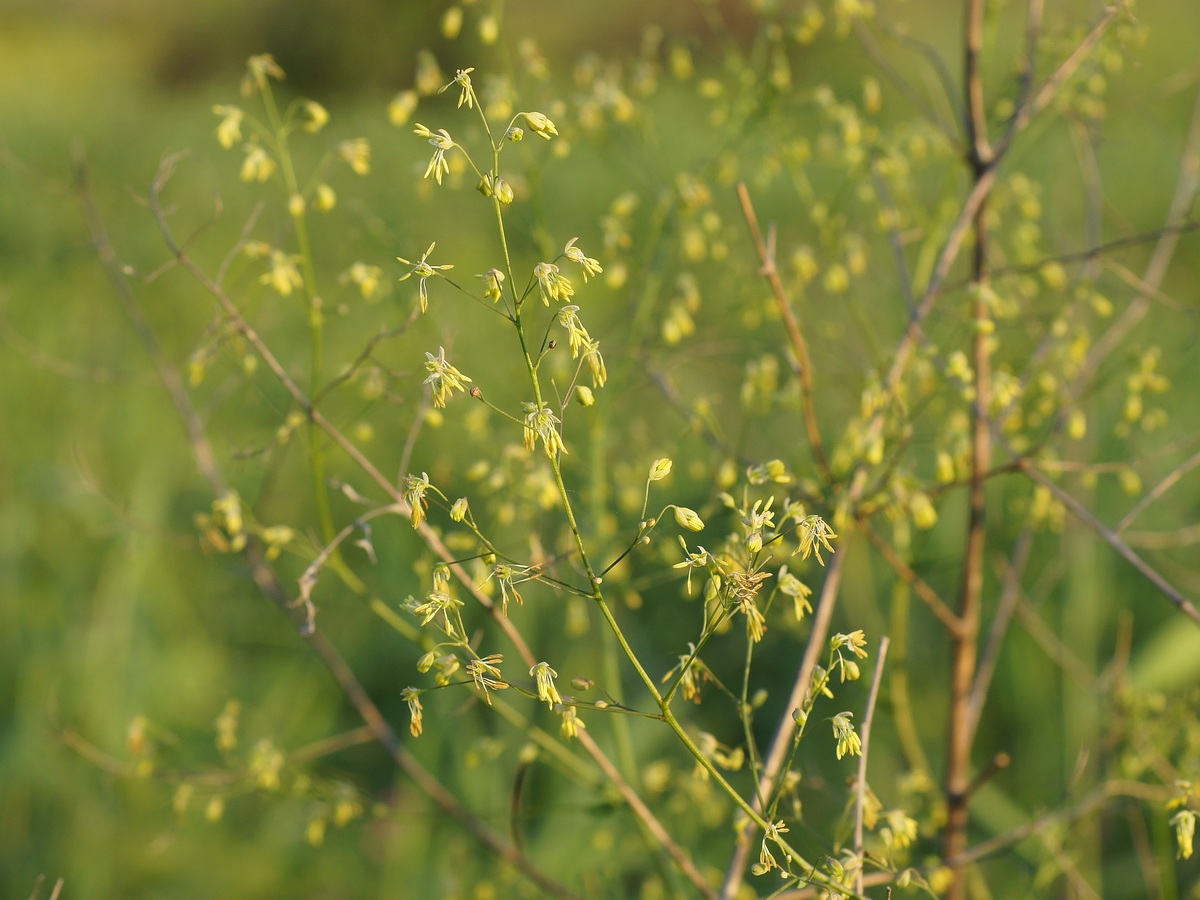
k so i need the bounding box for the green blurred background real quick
[4,0,1200,897]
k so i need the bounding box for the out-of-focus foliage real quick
[4,1,1200,898]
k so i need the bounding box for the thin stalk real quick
[258,79,345,580]
[720,549,847,897]
[854,636,890,896]
[470,91,801,886]
[1016,458,1200,626]
[89,158,578,899]
[736,183,830,480]
[943,3,993,894]
[588,415,640,783]
[884,522,933,778]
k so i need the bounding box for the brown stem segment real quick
[736,182,831,480]
[943,0,993,895]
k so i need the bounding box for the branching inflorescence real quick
[86,2,1200,896]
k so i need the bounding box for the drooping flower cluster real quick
[422,346,472,409]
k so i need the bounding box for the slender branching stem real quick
[736,183,831,480]
[720,550,847,897]
[855,636,890,896]
[84,156,578,899]
[942,2,994,893]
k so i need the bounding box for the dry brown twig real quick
[723,2,1123,893]
[1016,458,1200,626]
[736,182,831,481]
[27,875,65,900]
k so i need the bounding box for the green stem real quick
[888,523,932,778]
[258,81,347,576]
[659,706,857,892]
[479,92,860,897]
[588,414,640,782]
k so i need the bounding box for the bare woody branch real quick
[1017,458,1200,626]
[736,182,831,480]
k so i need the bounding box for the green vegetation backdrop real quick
[3,1,1200,898]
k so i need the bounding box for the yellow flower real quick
[388,89,419,126]
[438,67,475,109]
[910,491,938,529]
[477,268,505,302]
[260,250,303,296]
[402,686,426,735]
[242,240,271,259]
[521,111,559,139]
[397,242,453,313]
[648,458,673,481]
[337,138,371,175]
[314,182,336,212]
[413,124,454,185]
[214,700,241,751]
[832,711,862,759]
[466,654,508,704]
[403,472,431,529]
[422,346,472,409]
[530,661,562,709]
[301,99,329,133]
[533,262,574,304]
[559,705,584,739]
[415,50,444,96]
[240,145,275,182]
[340,262,382,299]
[478,13,500,45]
[881,810,919,851]
[484,564,528,617]
[211,105,243,149]
[441,6,463,39]
[260,525,293,560]
[796,515,837,563]
[832,630,869,659]
[584,340,607,388]
[249,738,284,789]
[246,54,285,90]
[557,305,591,356]
[563,237,603,281]
[205,796,225,822]
[1172,810,1196,859]
[522,402,567,457]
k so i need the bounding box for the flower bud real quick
[648,458,673,481]
[522,111,558,139]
